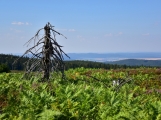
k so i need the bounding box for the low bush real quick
[0,63,10,73]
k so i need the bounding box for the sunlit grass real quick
[1,67,161,119]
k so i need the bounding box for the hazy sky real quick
[0,0,161,53]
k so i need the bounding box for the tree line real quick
[0,54,155,73]
[64,60,138,70]
[0,54,29,71]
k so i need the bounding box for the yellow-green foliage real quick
[0,67,161,120]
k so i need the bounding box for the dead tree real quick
[13,22,70,81]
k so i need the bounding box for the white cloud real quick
[11,22,30,25]
[20,36,24,39]
[142,33,149,36]
[69,29,75,32]
[105,32,123,37]
[26,22,29,25]
[56,28,67,31]
[115,32,123,36]
[77,35,82,38]
[118,32,123,35]
[56,28,76,32]
[154,21,159,26]
[10,28,23,33]
[77,35,85,41]
[104,33,112,37]
[12,22,24,25]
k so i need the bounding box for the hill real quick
[106,59,161,67]
[0,54,160,71]
[15,52,161,62]
[0,54,135,71]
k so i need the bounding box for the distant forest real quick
[106,59,161,67]
[0,54,159,71]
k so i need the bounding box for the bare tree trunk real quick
[42,24,50,80]
[13,22,70,81]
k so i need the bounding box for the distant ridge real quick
[105,59,161,67]
[11,52,161,64]
[63,53,161,62]
[0,54,161,69]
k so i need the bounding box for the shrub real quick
[0,63,10,73]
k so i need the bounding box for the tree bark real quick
[42,24,51,80]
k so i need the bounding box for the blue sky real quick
[0,0,161,53]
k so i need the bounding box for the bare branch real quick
[50,28,67,39]
[13,22,69,81]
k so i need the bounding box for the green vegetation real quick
[107,59,161,67]
[0,63,10,73]
[0,54,29,70]
[65,60,133,70]
[0,54,157,72]
[1,67,161,119]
